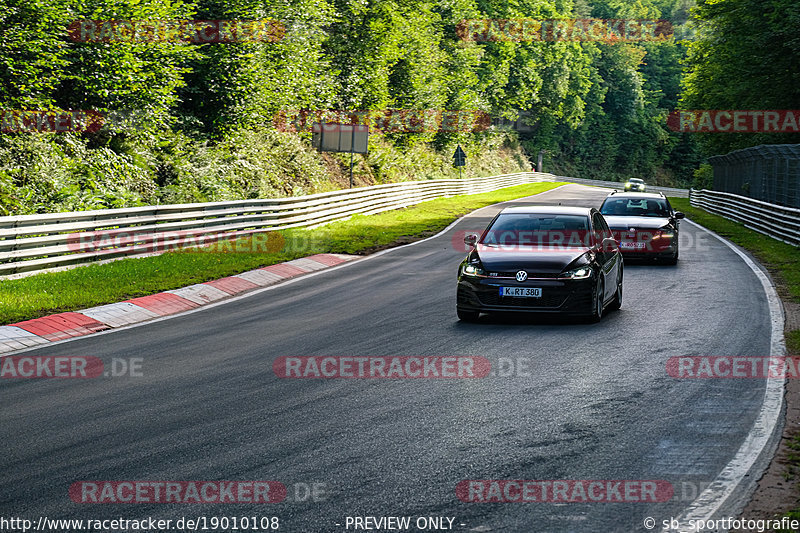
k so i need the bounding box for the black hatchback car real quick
[456,206,623,322]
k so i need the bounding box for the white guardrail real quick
[0,172,693,278]
[0,172,547,277]
[690,189,800,247]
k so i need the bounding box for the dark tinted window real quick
[482,213,590,246]
[591,213,612,240]
[594,213,612,238]
[600,197,670,217]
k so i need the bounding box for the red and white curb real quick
[0,254,356,355]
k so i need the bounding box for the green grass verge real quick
[779,431,800,532]
[784,326,800,529]
[788,330,800,354]
[0,182,565,325]
[669,198,800,302]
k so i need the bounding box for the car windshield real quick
[482,213,591,246]
[600,198,670,217]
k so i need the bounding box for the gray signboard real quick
[312,123,369,154]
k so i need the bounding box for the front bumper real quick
[614,231,677,260]
[619,249,675,260]
[617,240,677,260]
[456,277,594,315]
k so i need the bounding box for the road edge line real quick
[661,219,787,532]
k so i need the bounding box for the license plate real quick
[620,242,646,249]
[500,287,542,298]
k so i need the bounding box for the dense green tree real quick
[179,0,337,136]
[58,0,196,127]
[0,0,71,108]
[681,0,800,154]
[3,0,752,213]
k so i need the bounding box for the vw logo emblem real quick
[515,270,528,282]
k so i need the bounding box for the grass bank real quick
[669,198,800,302]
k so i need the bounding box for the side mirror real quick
[674,212,685,220]
[601,237,618,253]
[464,234,478,247]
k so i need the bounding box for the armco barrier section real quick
[0,173,696,277]
[690,189,800,246]
[0,173,551,277]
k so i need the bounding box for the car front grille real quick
[488,272,560,279]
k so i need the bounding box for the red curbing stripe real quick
[2,254,351,350]
[305,254,346,267]
[261,263,307,278]
[126,293,200,317]
[10,312,109,342]
[203,276,260,295]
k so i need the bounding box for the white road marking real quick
[660,219,786,532]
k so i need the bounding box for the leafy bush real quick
[0,127,530,215]
[692,163,714,190]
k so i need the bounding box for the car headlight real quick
[462,263,486,277]
[659,225,675,238]
[561,265,593,279]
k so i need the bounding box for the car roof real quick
[604,192,664,200]
[499,205,593,216]
[629,178,645,182]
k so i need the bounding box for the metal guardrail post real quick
[690,189,800,246]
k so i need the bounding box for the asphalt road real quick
[0,185,774,533]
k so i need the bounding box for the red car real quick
[599,192,684,264]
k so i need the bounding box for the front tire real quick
[586,278,604,323]
[457,308,480,322]
[608,268,622,311]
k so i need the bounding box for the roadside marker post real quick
[453,144,466,179]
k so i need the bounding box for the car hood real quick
[476,244,590,274]
[602,215,670,230]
